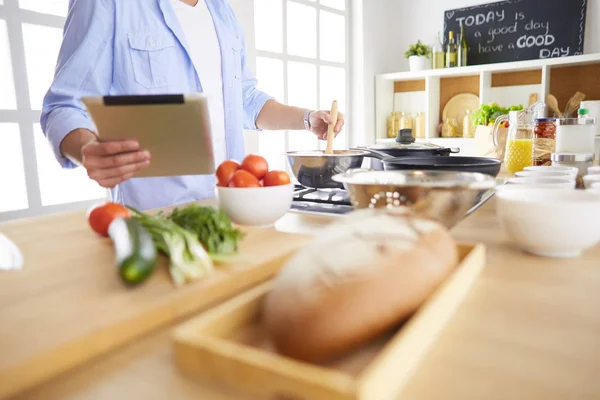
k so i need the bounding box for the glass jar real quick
[398,112,413,131]
[414,112,426,138]
[387,112,398,139]
[552,152,595,189]
[533,118,556,166]
[463,109,475,138]
[442,117,458,138]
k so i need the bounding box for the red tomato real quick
[263,170,291,187]
[241,154,269,179]
[88,202,131,237]
[231,170,261,188]
[216,160,240,187]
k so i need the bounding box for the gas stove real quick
[291,185,354,215]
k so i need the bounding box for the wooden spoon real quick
[564,91,586,117]
[546,94,561,117]
[325,100,338,155]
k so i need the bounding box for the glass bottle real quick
[458,22,468,67]
[446,31,457,68]
[533,118,556,166]
[463,109,475,138]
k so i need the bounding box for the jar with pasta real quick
[463,109,475,138]
[442,117,458,138]
[414,112,426,138]
[387,112,398,139]
[398,112,413,131]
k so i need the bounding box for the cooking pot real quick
[357,129,460,170]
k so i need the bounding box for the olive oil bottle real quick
[458,22,468,67]
[446,31,457,68]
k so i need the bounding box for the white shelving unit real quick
[374,53,600,156]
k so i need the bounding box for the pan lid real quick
[369,129,446,151]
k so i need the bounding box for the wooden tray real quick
[173,243,486,400]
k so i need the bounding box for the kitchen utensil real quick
[545,94,561,116]
[493,101,545,174]
[442,93,480,135]
[358,128,460,163]
[528,93,539,107]
[496,188,600,258]
[325,100,338,155]
[555,118,597,154]
[217,184,294,227]
[364,151,503,177]
[506,177,575,189]
[564,91,586,117]
[332,169,497,228]
[583,174,600,189]
[286,149,370,189]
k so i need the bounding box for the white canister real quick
[555,118,597,154]
[580,101,600,136]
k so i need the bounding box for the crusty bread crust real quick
[263,210,458,363]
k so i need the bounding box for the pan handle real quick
[351,147,393,160]
[449,147,460,154]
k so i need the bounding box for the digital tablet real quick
[82,94,215,178]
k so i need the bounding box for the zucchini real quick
[108,218,157,286]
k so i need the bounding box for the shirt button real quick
[149,40,156,48]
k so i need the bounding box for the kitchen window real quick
[253,0,350,171]
[0,0,108,222]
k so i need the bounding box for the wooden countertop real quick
[6,199,600,399]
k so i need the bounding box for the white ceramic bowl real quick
[514,170,575,180]
[506,177,576,189]
[217,184,294,227]
[587,166,600,175]
[496,188,600,258]
[588,182,600,195]
[583,174,600,189]
[524,165,579,178]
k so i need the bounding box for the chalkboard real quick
[443,0,588,66]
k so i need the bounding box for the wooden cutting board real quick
[0,203,313,400]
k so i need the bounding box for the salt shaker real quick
[552,152,595,189]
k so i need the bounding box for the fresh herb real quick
[471,102,524,126]
[404,41,432,59]
[128,207,214,287]
[168,205,245,255]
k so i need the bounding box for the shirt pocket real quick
[128,32,175,89]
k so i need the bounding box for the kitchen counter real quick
[4,198,600,399]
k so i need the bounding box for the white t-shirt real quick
[169,0,227,167]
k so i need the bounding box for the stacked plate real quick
[504,166,578,189]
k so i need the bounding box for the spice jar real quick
[442,117,458,138]
[414,112,426,138]
[552,152,595,189]
[533,118,556,166]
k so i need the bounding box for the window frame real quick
[0,0,108,222]
[254,0,352,157]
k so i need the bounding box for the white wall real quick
[380,0,600,73]
[362,0,600,139]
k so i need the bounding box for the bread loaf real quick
[263,208,458,363]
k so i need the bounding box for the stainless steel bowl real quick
[332,169,498,228]
[286,150,370,189]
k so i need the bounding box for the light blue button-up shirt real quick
[41,0,272,210]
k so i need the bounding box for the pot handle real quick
[440,147,461,155]
[351,147,392,160]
